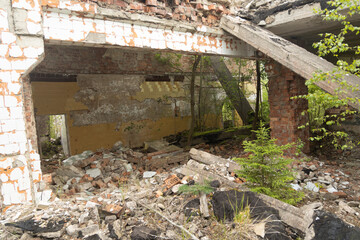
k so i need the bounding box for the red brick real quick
[113,0,126,7]
[333,191,347,198]
[146,0,157,6]
[196,3,203,10]
[208,4,216,11]
[130,3,144,10]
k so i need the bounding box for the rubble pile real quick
[46,141,188,198]
[1,144,360,240]
[291,159,360,203]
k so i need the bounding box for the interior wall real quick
[32,76,223,154]
[30,45,233,154]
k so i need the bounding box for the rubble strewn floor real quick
[1,138,360,239]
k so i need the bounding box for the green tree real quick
[234,123,303,205]
[294,0,360,149]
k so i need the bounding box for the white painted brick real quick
[10,182,23,204]
[0,173,8,183]
[10,167,23,181]
[11,58,37,71]
[1,32,16,44]
[0,44,8,57]
[32,171,41,182]
[69,31,85,42]
[15,119,26,130]
[7,82,21,95]
[27,10,42,23]
[8,131,27,144]
[1,119,17,131]
[94,19,105,32]
[9,106,23,119]
[27,21,42,34]
[0,133,9,145]
[0,71,11,83]
[17,155,27,166]
[1,182,15,205]
[4,95,20,107]
[32,161,41,172]
[0,107,10,119]
[72,20,85,32]
[12,0,40,11]
[24,46,43,58]
[0,58,12,70]
[8,45,23,58]
[0,156,12,169]
[30,152,40,161]
[18,175,30,191]
[0,10,9,31]
[11,71,21,82]
[0,143,20,154]
[19,142,27,154]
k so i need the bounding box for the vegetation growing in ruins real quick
[294,0,360,150]
[178,182,214,196]
[234,123,304,205]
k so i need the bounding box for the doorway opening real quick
[36,114,70,173]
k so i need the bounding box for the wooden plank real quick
[220,15,360,110]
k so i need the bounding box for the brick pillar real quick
[0,0,44,205]
[265,60,310,154]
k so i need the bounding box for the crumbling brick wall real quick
[265,60,310,153]
[79,0,231,26]
[0,0,44,205]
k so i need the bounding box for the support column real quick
[0,0,44,205]
[265,60,310,154]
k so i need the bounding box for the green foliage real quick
[178,182,214,196]
[234,123,303,205]
[293,0,360,150]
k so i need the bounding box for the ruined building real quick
[1,0,360,205]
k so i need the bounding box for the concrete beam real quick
[264,2,360,40]
[42,8,257,58]
[220,15,360,110]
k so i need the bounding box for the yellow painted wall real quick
[32,81,221,155]
[32,82,88,115]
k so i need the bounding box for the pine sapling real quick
[234,122,303,205]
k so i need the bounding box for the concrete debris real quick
[1,144,359,240]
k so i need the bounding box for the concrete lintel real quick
[42,9,258,58]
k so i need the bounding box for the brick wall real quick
[0,0,44,205]
[77,0,231,26]
[265,60,310,154]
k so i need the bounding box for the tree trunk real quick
[187,56,201,146]
[252,60,262,138]
[209,56,253,124]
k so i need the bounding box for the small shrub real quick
[234,123,304,205]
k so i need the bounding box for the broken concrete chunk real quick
[57,165,85,178]
[290,183,302,191]
[79,224,100,238]
[327,186,338,193]
[108,219,122,239]
[143,171,156,178]
[130,226,159,240]
[339,201,358,215]
[112,141,123,152]
[305,182,319,192]
[124,163,133,172]
[63,151,94,166]
[86,168,102,179]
